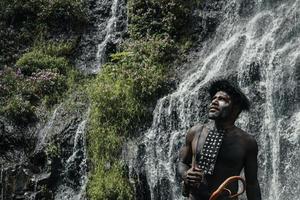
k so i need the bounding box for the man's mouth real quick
[209,107,219,112]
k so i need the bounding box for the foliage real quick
[0,39,81,123]
[128,0,198,40]
[0,0,86,66]
[0,0,44,21]
[0,95,36,124]
[87,35,177,199]
[87,87,138,200]
[0,68,35,124]
[29,39,83,90]
[0,66,65,122]
[86,1,193,199]
[88,35,176,136]
[0,0,87,27]
[38,0,87,30]
[89,75,143,135]
[113,36,176,101]
[88,160,132,200]
[0,0,198,198]
[27,69,67,104]
[46,143,60,158]
[32,40,76,57]
[16,51,70,75]
[0,67,22,98]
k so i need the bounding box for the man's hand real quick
[183,167,205,188]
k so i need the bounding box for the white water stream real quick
[93,0,121,73]
[127,0,300,199]
[55,119,88,200]
[76,0,126,74]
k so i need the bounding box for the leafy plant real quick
[32,39,77,57]
[128,0,197,40]
[0,38,81,123]
[0,95,36,124]
[87,35,177,199]
[27,69,66,96]
[46,143,60,158]
[0,67,21,98]
[88,160,132,200]
[27,69,67,106]
[0,0,86,66]
[39,0,87,30]
[16,51,70,75]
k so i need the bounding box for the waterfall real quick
[19,98,90,200]
[95,0,121,72]
[126,0,300,200]
[76,0,127,74]
[54,118,88,200]
[35,104,62,153]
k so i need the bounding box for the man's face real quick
[208,91,232,120]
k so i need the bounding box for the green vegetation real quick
[15,40,75,75]
[32,40,77,57]
[46,142,60,158]
[38,0,87,30]
[0,0,87,66]
[0,0,87,124]
[128,0,199,40]
[88,159,132,200]
[1,95,36,124]
[0,0,86,123]
[0,0,200,198]
[0,39,80,124]
[86,1,201,199]
[0,0,87,30]
[87,33,180,200]
[16,51,70,75]
[87,43,173,198]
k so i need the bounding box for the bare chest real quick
[216,136,247,168]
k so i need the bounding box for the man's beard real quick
[208,107,231,120]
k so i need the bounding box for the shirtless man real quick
[178,79,261,200]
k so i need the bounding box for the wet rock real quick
[0,91,89,200]
[1,165,31,200]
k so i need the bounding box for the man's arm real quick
[178,129,193,180]
[178,127,204,189]
[244,138,262,200]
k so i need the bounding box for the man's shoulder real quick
[235,127,254,139]
[188,123,204,133]
[235,127,258,151]
[185,123,205,141]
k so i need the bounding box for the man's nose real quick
[210,100,218,107]
[211,98,218,105]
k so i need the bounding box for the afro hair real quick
[208,79,250,112]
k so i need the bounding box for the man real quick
[178,79,261,200]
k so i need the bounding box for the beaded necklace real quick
[196,127,225,175]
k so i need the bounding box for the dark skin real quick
[178,91,261,200]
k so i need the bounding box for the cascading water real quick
[35,104,62,153]
[75,0,127,73]
[27,102,89,200]
[126,0,300,200]
[55,118,88,200]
